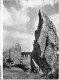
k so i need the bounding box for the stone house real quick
[21,52,31,59]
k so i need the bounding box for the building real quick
[21,52,31,59]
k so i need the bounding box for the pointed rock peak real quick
[38,10,50,23]
[38,9,43,21]
[38,9,51,23]
[37,9,43,31]
[38,10,42,18]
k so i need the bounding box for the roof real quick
[21,52,31,55]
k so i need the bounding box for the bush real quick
[3,61,11,69]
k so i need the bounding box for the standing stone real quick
[10,43,21,64]
[3,43,21,64]
[31,10,59,74]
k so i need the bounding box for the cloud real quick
[3,5,30,28]
[3,5,34,51]
[20,0,43,8]
[49,14,59,36]
[3,5,13,26]
[42,0,58,6]
[3,30,34,51]
[19,0,59,9]
[10,7,30,26]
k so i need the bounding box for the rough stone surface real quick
[3,43,21,64]
[31,10,59,74]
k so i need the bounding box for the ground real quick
[3,55,59,79]
[3,67,41,79]
[3,67,59,79]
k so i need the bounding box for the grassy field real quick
[3,67,41,79]
[3,67,59,79]
[3,55,59,79]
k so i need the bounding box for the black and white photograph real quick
[2,0,59,79]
